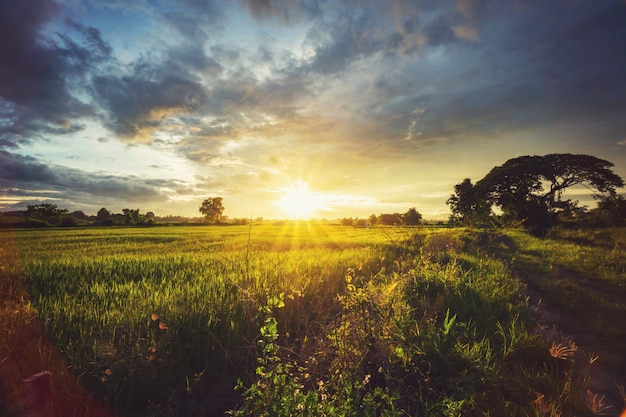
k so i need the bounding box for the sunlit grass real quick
[4,224,412,415]
[2,224,623,416]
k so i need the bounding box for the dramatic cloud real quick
[0,150,185,212]
[94,74,209,142]
[241,0,321,23]
[1,0,625,218]
[0,0,113,148]
[0,150,57,185]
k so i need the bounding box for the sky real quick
[1,0,626,220]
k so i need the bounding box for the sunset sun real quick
[275,181,329,219]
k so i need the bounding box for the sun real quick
[275,180,329,219]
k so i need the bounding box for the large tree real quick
[449,154,624,234]
[199,197,224,223]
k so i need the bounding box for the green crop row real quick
[2,224,623,416]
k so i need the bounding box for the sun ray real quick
[274,180,329,220]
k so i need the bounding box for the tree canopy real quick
[403,207,423,225]
[446,178,491,227]
[448,154,624,234]
[27,203,68,220]
[199,197,224,223]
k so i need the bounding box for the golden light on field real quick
[275,180,330,219]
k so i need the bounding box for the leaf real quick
[443,309,456,336]
[267,294,285,309]
[395,346,406,359]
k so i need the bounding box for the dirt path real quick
[527,285,626,416]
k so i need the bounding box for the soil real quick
[527,274,626,416]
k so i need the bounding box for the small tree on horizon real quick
[199,197,224,223]
[404,207,423,225]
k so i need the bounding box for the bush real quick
[59,216,78,227]
[19,219,52,228]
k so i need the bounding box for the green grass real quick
[2,224,623,416]
[6,224,411,415]
[478,228,626,352]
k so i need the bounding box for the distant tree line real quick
[4,161,624,233]
[0,198,237,228]
[447,153,625,235]
[341,207,423,227]
[1,203,87,227]
[96,207,156,226]
[0,204,199,228]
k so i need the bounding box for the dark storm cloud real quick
[521,2,626,116]
[0,137,19,149]
[85,0,626,152]
[93,73,208,141]
[62,19,113,66]
[88,35,237,143]
[279,1,464,79]
[0,149,178,208]
[0,150,57,184]
[160,0,225,39]
[460,0,626,141]
[301,4,397,75]
[423,14,458,47]
[0,0,113,147]
[240,0,321,23]
[347,0,626,150]
[57,172,168,202]
[0,0,59,106]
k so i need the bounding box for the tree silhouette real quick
[404,207,422,225]
[449,154,624,235]
[199,197,224,223]
[447,178,492,227]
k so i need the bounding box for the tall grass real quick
[487,228,626,351]
[6,224,409,415]
[2,224,620,416]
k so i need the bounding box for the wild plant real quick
[7,225,622,417]
[232,270,406,416]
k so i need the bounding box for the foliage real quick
[341,217,354,226]
[448,154,624,235]
[591,194,626,226]
[446,178,491,227]
[360,208,423,227]
[404,207,423,225]
[378,213,403,225]
[199,197,225,223]
[97,207,111,221]
[3,225,624,416]
[27,203,68,219]
[25,203,68,226]
[481,154,623,235]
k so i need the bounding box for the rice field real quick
[1,223,625,416]
[2,223,411,415]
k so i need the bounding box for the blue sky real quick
[1,0,626,219]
